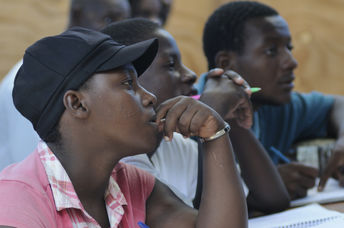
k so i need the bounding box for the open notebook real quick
[291,178,344,207]
[248,204,344,228]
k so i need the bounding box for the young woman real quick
[0,27,247,227]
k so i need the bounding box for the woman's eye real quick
[121,79,134,89]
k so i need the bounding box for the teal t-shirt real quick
[252,92,334,164]
[195,73,334,164]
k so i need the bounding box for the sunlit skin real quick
[69,0,131,30]
[227,15,298,109]
[138,28,198,106]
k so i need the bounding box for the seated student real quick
[68,0,131,30]
[129,0,173,26]
[0,27,247,227]
[102,18,290,213]
[199,1,344,199]
[0,0,132,171]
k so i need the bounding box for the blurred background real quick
[1,0,344,94]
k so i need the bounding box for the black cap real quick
[12,27,158,140]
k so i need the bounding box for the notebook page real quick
[291,178,344,207]
[248,204,343,228]
[313,216,344,228]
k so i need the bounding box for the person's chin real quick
[144,132,163,158]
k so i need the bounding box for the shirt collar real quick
[38,141,127,225]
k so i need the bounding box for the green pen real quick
[250,87,261,93]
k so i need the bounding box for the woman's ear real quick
[63,90,89,119]
[214,50,237,71]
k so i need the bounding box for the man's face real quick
[131,0,163,25]
[138,29,198,106]
[229,15,298,105]
[79,0,131,30]
[83,64,161,155]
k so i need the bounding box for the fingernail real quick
[209,68,223,74]
[164,136,170,141]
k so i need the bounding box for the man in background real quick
[129,0,173,26]
[199,1,344,199]
[0,0,131,170]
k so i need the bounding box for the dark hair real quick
[101,18,161,45]
[128,0,143,17]
[203,1,278,69]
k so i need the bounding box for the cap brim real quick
[97,38,158,76]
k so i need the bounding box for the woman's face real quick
[83,64,161,155]
[138,28,198,106]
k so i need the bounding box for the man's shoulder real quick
[0,151,56,227]
[258,91,333,114]
[0,151,50,194]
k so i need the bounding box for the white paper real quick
[248,204,344,228]
[291,178,344,207]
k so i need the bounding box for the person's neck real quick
[47,139,121,203]
[252,102,262,112]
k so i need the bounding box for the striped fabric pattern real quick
[38,141,127,228]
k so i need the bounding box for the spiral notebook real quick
[248,204,344,228]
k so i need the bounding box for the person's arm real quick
[199,70,290,212]
[228,122,290,213]
[146,96,247,228]
[319,95,344,189]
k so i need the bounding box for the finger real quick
[155,96,181,123]
[298,175,316,189]
[338,172,344,187]
[207,68,224,79]
[224,70,251,95]
[189,110,212,137]
[318,159,337,191]
[233,100,253,129]
[176,103,199,137]
[287,183,307,200]
[224,70,245,86]
[294,185,308,199]
[292,163,318,178]
[163,99,189,140]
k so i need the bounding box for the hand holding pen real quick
[199,68,257,129]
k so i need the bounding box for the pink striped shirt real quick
[0,141,155,228]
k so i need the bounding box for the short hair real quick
[101,18,161,45]
[203,1,279,69]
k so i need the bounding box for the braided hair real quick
[203,1,278,69]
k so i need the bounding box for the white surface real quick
[291,178,344,207]
[249,203,344,228]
